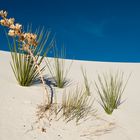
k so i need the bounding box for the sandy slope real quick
[0,50,140,140]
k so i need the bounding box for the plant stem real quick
[27,48,49,104]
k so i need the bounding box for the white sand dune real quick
[0,50,140,140]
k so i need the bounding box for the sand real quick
[0,50,140,140]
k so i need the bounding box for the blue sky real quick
[0,0,140,62]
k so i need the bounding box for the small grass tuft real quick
[46,46,72,88]
[62,86,95,123]
[95,71,130,114]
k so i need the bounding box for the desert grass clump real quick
[95,71,130,114]
[8,28,52,86]
[81,67,91,96]
[46,46,72,88]
[62,86,94,123]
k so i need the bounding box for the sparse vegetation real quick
[62,86,95,123]
[46,46,72,88]
[8,28,52,86]
[95,71,130,114]
[0,10,132,136]
[81,67,91,96]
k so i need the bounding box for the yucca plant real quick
[46,46,72,88]
[62,86,94,123]
[8,28,53,86]
[95,71,130,114]
[81,67,91,96]
[1,10,52,107]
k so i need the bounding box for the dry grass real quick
[62,86,95,123]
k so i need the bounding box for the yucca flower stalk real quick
[0,10,50,104]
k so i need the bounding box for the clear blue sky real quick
[0,0,140,62]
